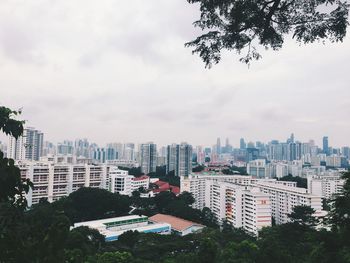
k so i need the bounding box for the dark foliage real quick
[54,187,132,223]
[279,174,307,188]
[186,0,349,66]
[192,165,205,172]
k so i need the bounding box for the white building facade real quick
[108,167,150,196]
[181,172,323,230]
[18,161,108,206]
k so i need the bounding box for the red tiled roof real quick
[155,181,170,189]
[149,214,204,232]
[170,186,180,194]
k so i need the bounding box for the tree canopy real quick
[186,0,349,67]
[0,106,32,209]
[279,174,307,188]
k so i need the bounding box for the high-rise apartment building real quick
[166,143,193,177]
[341,146,350,159]
[256,181,323,224]
[216,137,221,154]
[94,148,106,163]
[195,146,205,164]
[140,143,157,174]
[57,140,74,155]
[74,139,90,158]
[8,127,44,161]
[307,174,345,199]
[181,174,272,235]
[240,138,246,150]
[181,173,323,228]
[323,136,329,156]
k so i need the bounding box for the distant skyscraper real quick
[166,143,192,177]
[42,141,55,156]
[342,147,350,159]
[224,138,232,153]
[323,136,329,155]
[247,141,255,148]
[123,143,135,161]
[75,138,90,157]
[216,137,221,154]
[286,133,295,144]
[246,148,259,162]
[57,140,74,155]
[94,148,106,163]
[140,143,157,174]
[167,144,177,174]
[195,146,205,164]
[240,138,246,149]
[106,147,116,160]
[8,127,44,161]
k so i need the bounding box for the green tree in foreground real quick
[87,251,133,263]
[186,0,349,67]
[329,171,350,246]
[288,205,319,227]
[0,106,32,209]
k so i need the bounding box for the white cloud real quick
[0,0,349,147]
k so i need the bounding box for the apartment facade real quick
[181,174,272,235]
[256,181,323,224]
[307,174,345,199]
[166,143,193,177]
[109,167,150,196]
[18,161,108,206]
[140,143,157,174]
[181,172,322,231]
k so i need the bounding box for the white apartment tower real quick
[8,127,44,161]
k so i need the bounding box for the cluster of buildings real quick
[3,127,194,178]
[3,128,349,181]
[200,135,349,168]
[181,172,328,235]
[2,127,348,237]
[17,160,180,206]
[246,159,348,179]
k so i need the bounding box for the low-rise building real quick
[149,214,205,236]
[18,161,108,206]
[73,215,171,241]
[108,167,150,196]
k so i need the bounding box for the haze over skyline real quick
[1,0,349,147]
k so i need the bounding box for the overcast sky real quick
[0,0,349,148]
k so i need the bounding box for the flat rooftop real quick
[74,215,148,228]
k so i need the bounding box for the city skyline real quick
[0,131,348,149]
[1,1,350,148]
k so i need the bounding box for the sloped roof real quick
[149,214,204,232]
